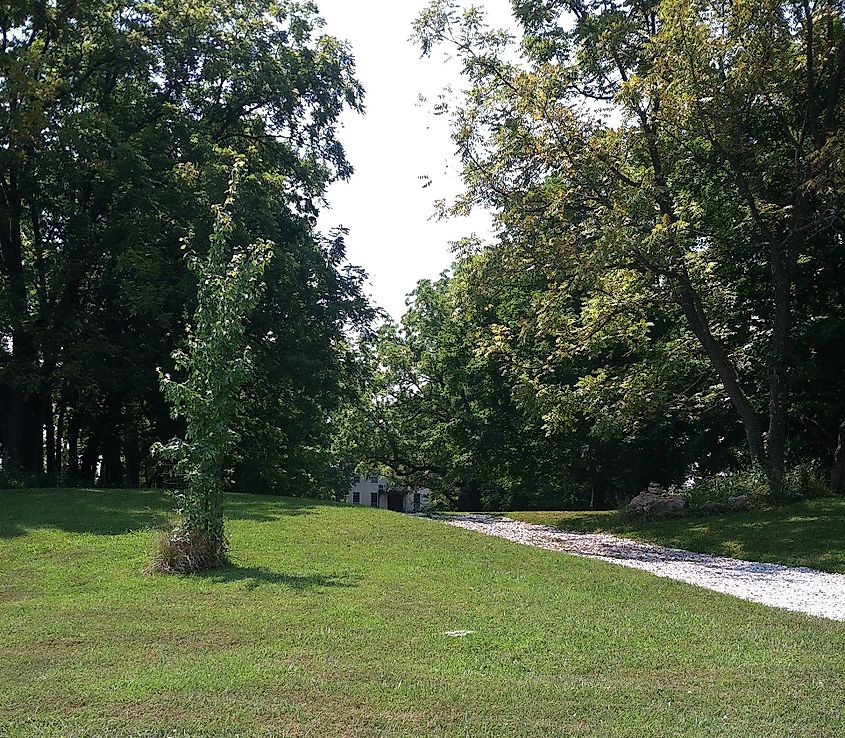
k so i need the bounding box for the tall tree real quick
[414,0,845,491]
[1,0,369,489]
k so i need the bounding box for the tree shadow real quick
[199,565,362,592]
[224,493,321,523]
[541,498,845,573]
[0,488,172,539]
[640,509,845,572]
[0,488,327,539]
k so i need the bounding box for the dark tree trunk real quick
[767,245,792,495]
[44,391,57,478]
[79,421,102,486]
[21,393,43,474]
[99,414,124,488]
[676,279,767,468]
[0,171,43,474]
[590,482,607,511]
[0,380,9,467]
[831,421,845,496]
[55,404,65,479]
[457,484,482,511]
[2,386,23,470]
[66,412,80,482]
[124,410,141,488]
[2,370,43,474]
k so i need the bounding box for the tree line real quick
[4,0,844,514]
[346,0,845,510]
[0,0,372,493]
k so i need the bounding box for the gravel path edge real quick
[436,514,845,622]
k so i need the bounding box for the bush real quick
[679,463,830,513]
[781,462,829,500]
[678,469,770,512]
[0,471,60,490]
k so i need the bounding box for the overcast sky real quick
[316,0,515,321]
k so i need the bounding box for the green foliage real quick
[679,463,829,512]
[678,471,772,511]
[345,269,589,511]
[0,0,371,494]
[781,463,831,502]
[154,161,272,569]
[410,0,845,500]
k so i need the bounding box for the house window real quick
[370,492,378,507]
[370,475,379,483]
[352,491,360,504]
[378,484,385,493]
[413,492,421,511]
[353,473,361,483]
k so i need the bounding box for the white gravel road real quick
[442,514,845,622]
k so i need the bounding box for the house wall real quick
[347,476,432,513]
[347,475,384,508]
[401,488,432,513]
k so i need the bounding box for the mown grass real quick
[1,487,844,738]
[508,497,845,574]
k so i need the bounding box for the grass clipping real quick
[147,528,228,575]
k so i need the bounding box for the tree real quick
[414,0,845,493]
[648,0,845,491]
[1,0,370,491]
[347,257,704,510]
[154,161,272,572]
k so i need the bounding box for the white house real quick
[347,473,431,513]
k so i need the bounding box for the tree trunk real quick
[79,421,101,486]
[21,393,43,474]
[55,404,65,480]
[457,484,482,511]
[675,279,767,468]
[0,380,9,467]
[44,391,57,478]
[124,409,141,488]
[0,171,43,474]
[590,482,607,510]
[66,412,80,482]
[99,414,124,488]
[767,244,792,495]
[831,421,845,496]
[2,384,23,470]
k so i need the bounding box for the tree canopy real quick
[2,0,843,514]
[343,0,845,509]
[0,0,372,493]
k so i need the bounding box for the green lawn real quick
[507,496,845,574]
[1,488,843,738]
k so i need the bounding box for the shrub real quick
[678,469,770,512]
[679,462,830,513]
[0,471,60,489]
[781,462,829,501]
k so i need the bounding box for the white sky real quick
[316,0,516,321]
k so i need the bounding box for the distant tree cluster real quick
[346,0,845,510]
[0,0,373,494]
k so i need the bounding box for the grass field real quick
[507,497,845,574]
[1,488,844,737]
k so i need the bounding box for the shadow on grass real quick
[225,493,320,523]
[200,565,361,592]
[530,498,845,573]
[632,507,845,572]
[0,488,325,539]
[0,488,172,539]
